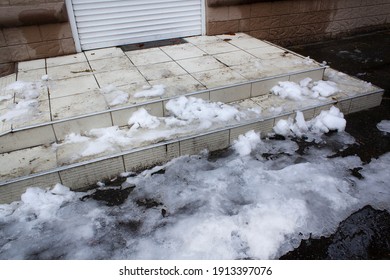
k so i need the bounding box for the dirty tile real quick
[270,54,320,72]
[18,59,46,71]
[53,112,113,141]
[176,56,226,73]
[184,35,223,45]
[48,75,99,98]
[251,76,290,97]
[228,38,271,50]
[214,51,256,67]
[11,99,51,129]
[17,68,47,82]
[0,124,56,153]
[216,33,252,41]
[94,68,146,87]
[195,41,240,54]
[0,145,57,181]
[192,68,247,89]
[137,61,187,81]
[160,43,206,60]
[51,90,108,120]
[88,56,133,72]
[46,53,87,67]
[47,62,93,80]
[85,47,125,61]
[148,74,206,98]
[245,46,286,60]
[126,48,172,66]
[289,69,325,83]
[231,60,284,80]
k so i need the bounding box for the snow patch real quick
[133,85,165,98]
[100,85,129,106]
[233,130,261,156]
[377,120,390,133]
[273,106,346,137]
[271,78,339,100]
[128,108,161,130]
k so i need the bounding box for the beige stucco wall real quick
[206,0,390,45]
[0,0,76,76]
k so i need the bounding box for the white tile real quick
[213,51,256,66]
[94,68,146,87]
[228,38,271,50]
[11,100,51,129]
[192,68,247,89]
[0,125,56,153]
[47,62,93,80]
[17,68,47,82]
[59,157,125,190]
[251,76,290,97]
[48,75,99,98]
[123,143,180,172]
[137,61,187,81]
[111,102,164,127]
[0,173,61,204]
[176,56,226,73]
[18,59,46,71]
[0,145,57,181]
[289,69,325,83]
[148,74,206,98]
[88,56,133,72]
[85,47,125,61]
[269,54,320,72]
[126,48,172,66]
[231,60,284,80]
[245,46,286,60]
[210,83,251,103]
[195,41,240,55]
[160,43,206,60]
[51,90,108,120]
[46,53,87,67]
[179,131,230,156]
[53,112,113,141]
[216,33,252,41]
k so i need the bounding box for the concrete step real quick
[0,33,384,204]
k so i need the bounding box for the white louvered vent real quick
[69,0,203,50]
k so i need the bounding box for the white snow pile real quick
[100,85,129,106]
[54,96,261,163]
[133,85,165,98]
[165,96,245,130]
[233,130,261,156]
[2,129,390,260]
[273,106,346,137]
[377,120,390,134]
[0,81,42,123]
[270,78,339,101]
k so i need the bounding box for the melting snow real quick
[271,78,339,100]
[134,85,165,98]
[1,129,389,260]
[377,120,390,133]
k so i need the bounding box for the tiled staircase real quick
[0,33,383,204]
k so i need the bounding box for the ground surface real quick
[281,30,390,259]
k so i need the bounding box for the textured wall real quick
[0,0,76,77]
[206,0,390,45]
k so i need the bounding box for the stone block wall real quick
[0,0,76,76]
[206,0,390,46]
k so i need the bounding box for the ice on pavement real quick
[2,126,390,259]
[134,85,165,98]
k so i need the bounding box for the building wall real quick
[206,0,390,45]
[0,0,76,77]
